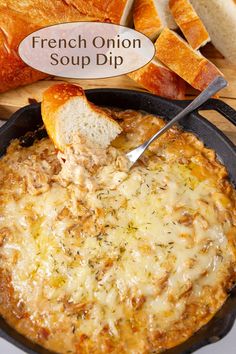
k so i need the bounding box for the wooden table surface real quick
[0,44,235,144]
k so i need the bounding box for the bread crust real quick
[0,1,130,93]
[0,0,96,26]
[169,0,210,49]
[129,60,185,99]
[155,28,223,91]
[0,2,96,93]
[66,0,131,24]
[133,0,162,40]
[0,7,48,93]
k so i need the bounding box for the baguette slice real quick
[155,28,223,91]
[169,0,210,49]
[133,0,163,40]
[133,0,177,40]
[129,59,185,99]
[42,83,122,151]
[190,0,236,63]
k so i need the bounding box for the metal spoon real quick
[126,76,228,167]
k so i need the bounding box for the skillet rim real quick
[0,88,236,354]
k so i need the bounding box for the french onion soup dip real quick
[0,108,236,354]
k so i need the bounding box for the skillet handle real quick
[199,98,236,127]
[176,98,236,127]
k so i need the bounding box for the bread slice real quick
[129,58,185,99]
[133,0,177,40]
[133,0,163,40]
[190,0,236,63]
[41,83,122,151]
[169,0,210,49]
[155,28,223,91]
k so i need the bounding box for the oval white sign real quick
[18,22,155,79]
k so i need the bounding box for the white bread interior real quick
[156,0,177,29]
[190,0,236,63]
[56,99,122,149]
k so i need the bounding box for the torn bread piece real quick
[155,28,223,91]
[169,0,210,49]
[133,0,177,40]
[41,83,122,151]
[128,58,185,99]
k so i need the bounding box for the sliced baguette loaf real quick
[129,58,185,99]
[190,0,236,63]
[133,0,177,40]
[169,0,210,49]
[155,28,223,91]
[0,1,95,94]
[42,83,122,151]
[0,1,133,93]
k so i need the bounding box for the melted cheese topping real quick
[0,109,235,354]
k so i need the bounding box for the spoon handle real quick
[146,76,227,147]
[126,76,227,164]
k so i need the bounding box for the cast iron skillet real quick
[0,89,236,354]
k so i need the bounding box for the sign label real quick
[19,22,155,79]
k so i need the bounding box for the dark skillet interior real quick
[0,88,236,354]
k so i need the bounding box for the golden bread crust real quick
[0,0,128,93]
[133,0,162,40]
[66,0,130,24]
[0,7,48,93]
[169,0,210,49]
[129,61,185,99]
[155,28,223,91]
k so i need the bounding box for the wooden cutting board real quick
[0,44,235,144]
